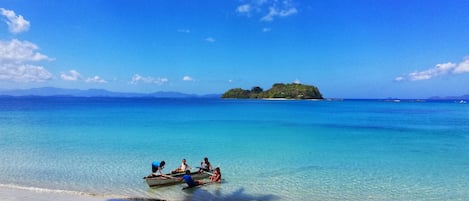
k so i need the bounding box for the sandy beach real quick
[0,185,129,201]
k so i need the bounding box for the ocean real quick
[0,97,468,200]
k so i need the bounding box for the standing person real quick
[210,167,222,183]
[179,170,204,188]
[172,158,191,174]
[148,160,165,177]
[199,157,213,172]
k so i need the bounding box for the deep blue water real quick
[0,97,468,200]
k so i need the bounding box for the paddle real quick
[204,171,214,176]
[161,174,176,179]
[195,166,215,176]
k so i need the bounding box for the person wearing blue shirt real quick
[145,160,165,178]
[180,170,204,187]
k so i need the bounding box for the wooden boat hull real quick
[145,171,210,187]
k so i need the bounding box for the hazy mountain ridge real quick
[0,87,220,98]
[428,94,469,100]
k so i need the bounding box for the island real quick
[222,83,323,99]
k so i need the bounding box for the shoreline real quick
[0,184,132,201]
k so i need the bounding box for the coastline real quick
[0,184,126,201]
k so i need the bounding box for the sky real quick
[1,0,469,98]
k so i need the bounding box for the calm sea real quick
[0,97,468,200]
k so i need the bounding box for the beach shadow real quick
[107,198,165,201]
[107,187,279,201]
[182,187,279,201]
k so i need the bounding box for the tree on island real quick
[222,83,323,99]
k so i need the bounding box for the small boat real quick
[144,171,210,187]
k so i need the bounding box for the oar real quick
[195,167,214,176]
[161,174,176,179]
[204,171,214,176]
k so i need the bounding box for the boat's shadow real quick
[107,187,279,201]
[182,187,279,201]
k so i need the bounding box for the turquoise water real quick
[0,97,469,200]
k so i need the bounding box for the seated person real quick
[172,158,191,174]
[210,167,222,183]
[199,157,213,173]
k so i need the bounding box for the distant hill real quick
[0,87,217,98]
[428,94,469,100]
[222,83,323,99]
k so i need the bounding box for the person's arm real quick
[158,166,163,175]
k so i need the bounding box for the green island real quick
[222,83,323,99]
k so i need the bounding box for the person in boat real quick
[147,160,165,177]
[179,170,204,187]
[199,157,213,173]
[210,167,222,183]
[171,158,191,174]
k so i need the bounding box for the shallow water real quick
[1,97,468,200]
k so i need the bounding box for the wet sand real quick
[0,185,171,201]
[0,185,148,201]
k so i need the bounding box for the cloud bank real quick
[0,8,30,34]
[0,39,52,62]
[0,9,54,83]
[0,63,52,82]
[396,56,469,81]
[0,39,53,82]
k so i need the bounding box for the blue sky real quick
[1,0,469,98]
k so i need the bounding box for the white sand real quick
[0,185,114,201]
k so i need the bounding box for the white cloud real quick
[130,74,168,85]
[0,39,53,83]
[293,79,301,84]
[409,62,455,81]
[237,4,252,13]
[236,0,298,22]
[0,39,53,62]
[85,76,107,83]
[394,76,404,82]
[0,10,55,83]
[60,70,82,81]
[396,57,469,81]
[0,63,52,82]
[0,8,30,34]
[261,7,297,22]
[262,27,271,32]
[453,58,469,74]
[182,76,193,81]
[205,37,216,43]
[61,70,108,84]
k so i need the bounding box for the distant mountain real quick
[0,87,217,98]
[428,94,469,100]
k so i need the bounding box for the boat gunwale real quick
[145,171,210,188]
